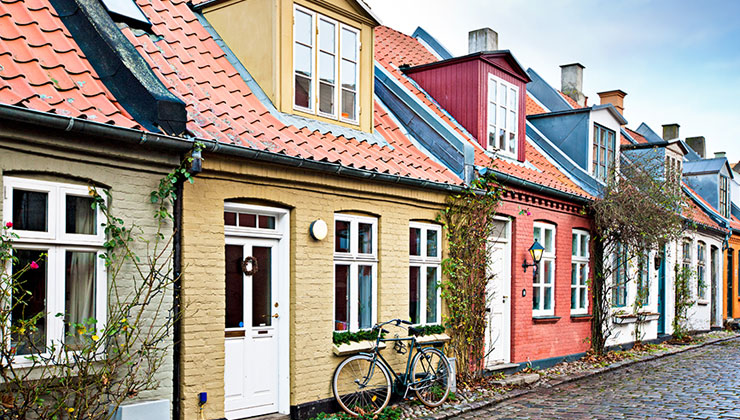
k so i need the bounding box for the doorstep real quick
[485,363,519,372]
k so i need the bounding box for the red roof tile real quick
[374,26,591,199]
[683,183,727,231]
[0,0,139,128]
[558,91,583,109]
[125,0,458,184]
[624,127,649,144]
[525,94,546,116]
[0,0,458,185]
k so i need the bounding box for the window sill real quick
[637,312,661,321]
[332,340,386,357]
[532,315,560,323]
[570,313,592,320]
[415,333,451,345]
[612,314,638,325]
[697,300,709,306]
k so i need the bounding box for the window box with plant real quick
[332,329,386,356]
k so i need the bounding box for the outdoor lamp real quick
[522,240,545,274]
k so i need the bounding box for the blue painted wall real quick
[528,112,590,171]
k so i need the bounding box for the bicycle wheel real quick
[332,354,392,416]
[411,347,451,407]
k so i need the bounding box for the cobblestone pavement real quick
[462,338,740,419]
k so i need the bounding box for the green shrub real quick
[310,407,402,420]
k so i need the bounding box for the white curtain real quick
[67,202,96,345]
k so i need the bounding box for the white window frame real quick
[697,241,707,301]
[592,123,616,182]
[533,222,556,316]
[486,73,519,157]
[2,177,107,365]
[570,229,589,315]
[339,23,360,124]
[333,214,377,332]
[720,176,730,218]
[316,15,339,119]
[293,5,360,124]
[409,222,442,325]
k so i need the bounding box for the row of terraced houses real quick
[1,0,740,419]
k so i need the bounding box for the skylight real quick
[100,0,150,27]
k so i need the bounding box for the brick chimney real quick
[468,28,498,53]
[662,123,680,141]
[685,136,706,158]
[560,63,586,106]
[597,90,627,117]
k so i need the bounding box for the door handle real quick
[272,313,279,318]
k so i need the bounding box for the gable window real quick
[3,177,106,357]
[409,223,441,325]
[697,242,707,300]
[592,124,616,182]
[720,176,730,218]
[571,230,589,314]
[294,5,359,124]
[682,240,692,274]
[665,155,682,192]
[487,73,518,157]
[637,254,649,307]
[533,222,555,316]
[334,214,377,331]
[612,245,627,307]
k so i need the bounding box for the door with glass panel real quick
[485,219,511,367]
[224,237,280,419]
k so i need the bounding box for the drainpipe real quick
[173,149,202,420]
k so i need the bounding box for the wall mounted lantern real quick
[522,240,545,278]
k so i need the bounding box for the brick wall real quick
[179,154,449,419]
[498,189,594,363]
[0,126,180,414]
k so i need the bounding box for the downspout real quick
[173,149,202,420]
[172,174,184,420]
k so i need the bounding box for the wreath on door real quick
[242,256,258,276]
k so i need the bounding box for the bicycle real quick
[332,319,452,416]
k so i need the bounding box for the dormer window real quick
[592,124,616,181]
[487,73,518,157]
[665,155,682,192]
[293,5,359,123]
[720,175,730,218]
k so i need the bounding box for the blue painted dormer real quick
[526,67,626,183]
[683,157,734,219]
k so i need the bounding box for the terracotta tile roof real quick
[0,0,139,128]
[730,215,740,231]
[624,127,649,144]
[0,0,459,185]
[375,26,591,199]
[683,183,727,232]
[525,94,546,115]
[558,91,583,109]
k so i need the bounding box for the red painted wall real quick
[498,188,594,363]
[405,55,528,162]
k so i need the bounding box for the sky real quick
[364,0,740,164]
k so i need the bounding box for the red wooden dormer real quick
[402,28,531,162]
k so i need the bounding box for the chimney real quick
[468,28,498,54]
[560,63,586,106]
[597,90,627,117]
[662,123,680,141]
[685,136,706,158]
[715,151,726,159]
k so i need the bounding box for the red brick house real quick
[375,26,598,368]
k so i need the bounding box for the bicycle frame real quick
[358,321,440,398]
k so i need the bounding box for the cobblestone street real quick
[463,338,740,419]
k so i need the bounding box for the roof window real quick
[100,0,151,28]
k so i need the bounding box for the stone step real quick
[490,372,540,387]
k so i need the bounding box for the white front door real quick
[485,219,511,368]
[224,237,281,419]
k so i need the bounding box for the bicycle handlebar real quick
[372,319,412,331]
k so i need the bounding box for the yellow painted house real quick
[129,0,466,419]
